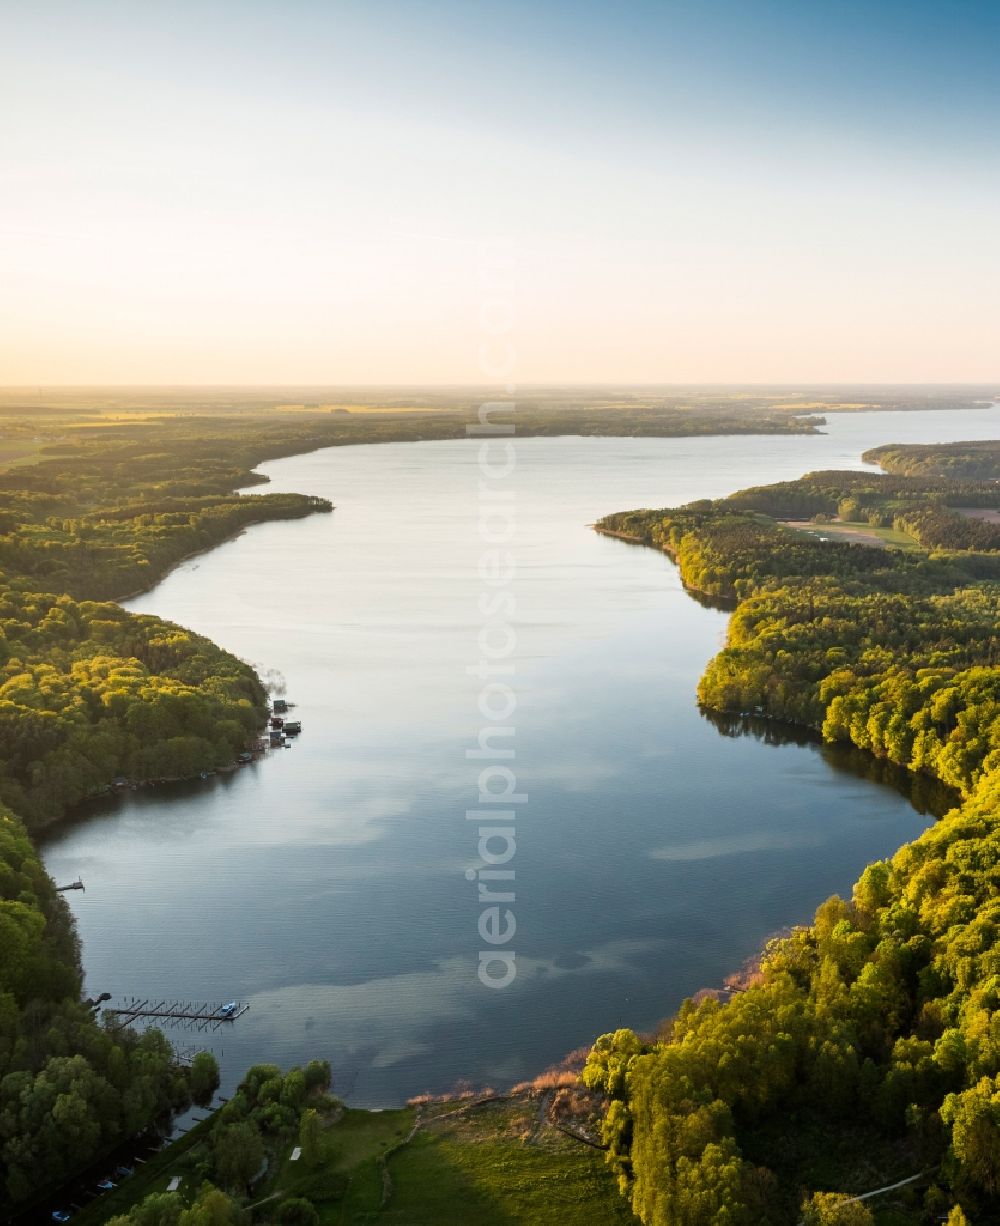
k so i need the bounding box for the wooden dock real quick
[106,998,250,1031]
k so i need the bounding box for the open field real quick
[779,519,922,550]
[0,438,48,470]
[274,1096,636,1225]
[378,1099,637,1226]
[953,505,1000,523]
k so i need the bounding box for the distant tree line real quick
[865,440,1000,481]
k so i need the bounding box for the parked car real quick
[51,1211,72,1223]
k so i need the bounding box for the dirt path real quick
[843,1170,929,1204]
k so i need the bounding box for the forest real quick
[864,441,1000,481]
[0,592,265,831]
[0,804,190,1211]
[0,418,344,833]
[589,467,1000,1223]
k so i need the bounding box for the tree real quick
[942,1075,1000,1194]
[178,1185,239,1226]
[299,1107,323,1167]
[672,1139,754,1224]
[126,1193,183,1226]
[303,1059,332,1096]
[189,1052,220,1107]
[212,1121,264,1192]
[277,1199,320,1225]
[801,1192,874,1225]
[281,1067,306,1109]
[582,1028,642,1098]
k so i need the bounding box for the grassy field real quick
[780,518,922,551]
[0,437,47,470]
[273,1097,636,1226]
[378,1099,638,1226]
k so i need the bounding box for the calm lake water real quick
[41,407,999,1105]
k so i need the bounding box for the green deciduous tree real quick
[212,1120,264,1193]
[190,1051,220,1106]
[942,1075,1000,1194]
[801,1192,874,1225]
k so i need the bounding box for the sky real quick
[1,0,998,385]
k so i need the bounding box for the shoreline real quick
[113,525,253,604]
[593,523,737,605]
[48,436,960,1114]
[25,504,336,837]
[591,523,643,543]
[113,500,334,604]
[37,511,334,835]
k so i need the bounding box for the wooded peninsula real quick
[592,446,1000,1224]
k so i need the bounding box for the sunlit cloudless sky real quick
[1,0,998,384]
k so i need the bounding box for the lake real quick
[40,406,998,1105]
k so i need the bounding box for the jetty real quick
[105,998,250,1031]
[56,877,85,892]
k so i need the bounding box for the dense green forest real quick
[0,805,189,1210]
[0,593,265,830]
[865,441,1000,480]
[590,470,1000,1223]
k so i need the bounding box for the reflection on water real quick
[39,407,1000,1105]
[703,711,957,819]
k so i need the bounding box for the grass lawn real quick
[376,1098,636,1226]
[272,1097,636,1225]
[271,1106,415,1218]
[380,1130,636,1226]
[780,518,922,551]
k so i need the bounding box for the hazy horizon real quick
[1,381,998,394]
[3,1,999,385]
